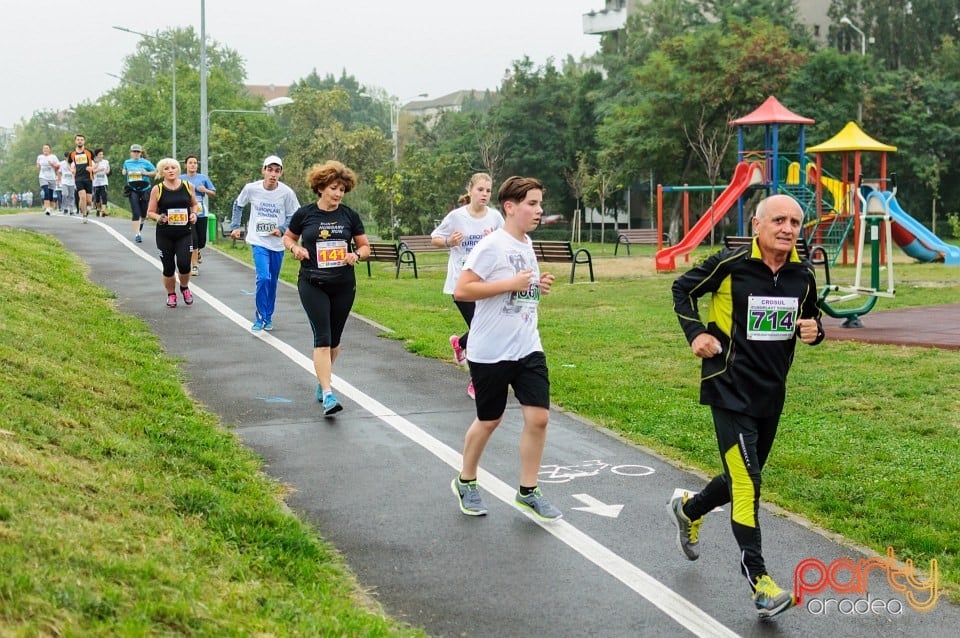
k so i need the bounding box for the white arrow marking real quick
[571,493,624,518]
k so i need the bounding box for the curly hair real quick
[154,157,181,179]
[306,160,357,195]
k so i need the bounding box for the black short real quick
[468,351,549,421]
[75,179,93,194]
[93,185,108,205]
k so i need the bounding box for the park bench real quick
[614,228,668,256]
[218,215,245,246]
[531,240,594,284]
[363,241,418,279]
[393,234,449,279]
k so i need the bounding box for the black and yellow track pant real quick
[684,406,781,589]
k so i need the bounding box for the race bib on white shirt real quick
[255,220,277,235]
[167,208,189,226]
[747,295,798,341]
[316,240,348,268]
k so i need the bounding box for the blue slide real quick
[866,190,960,265]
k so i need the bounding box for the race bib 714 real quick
[747,295,798,341]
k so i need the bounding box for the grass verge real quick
[0,227,425,636]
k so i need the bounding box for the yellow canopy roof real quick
[806,121,897,153]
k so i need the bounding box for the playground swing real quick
[818,175,897,328]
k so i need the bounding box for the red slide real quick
[655,162,764,271]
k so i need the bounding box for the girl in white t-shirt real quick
[430,173,503,399]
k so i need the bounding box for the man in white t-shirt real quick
[230,155,301,331]
[91,148,110,216]
[450,176,562,522]
[36,144,60,215]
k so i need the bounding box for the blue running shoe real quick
[263,320,273,331]
[251,320,264,332]
[322,392,343,416]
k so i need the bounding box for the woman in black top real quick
[283,160,370,416]
[147,158,199,308]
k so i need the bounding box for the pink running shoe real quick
[466,380,476,400]
[182,288,194,305]
[450,334,467,366]
[166,293,178,308]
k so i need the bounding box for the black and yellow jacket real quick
[672,238,824,417]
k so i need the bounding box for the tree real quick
[0,112,73,196]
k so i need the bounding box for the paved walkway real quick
[6,212,959,637]
[823,304,960,349]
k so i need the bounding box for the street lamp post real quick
[840,16,866,122]
[388,93,428,237]
[113,25,177,158]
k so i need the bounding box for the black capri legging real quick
[193,216,209,250]
[298,277,357,348]
[156,230,194,277]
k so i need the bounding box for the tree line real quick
[2,1,959,239]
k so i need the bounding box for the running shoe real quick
[667,489,703,561]
[466,380,476,400]
[322,392,343,416]
[135,234,142,243]
[166,293,177,308]
[191,265,199,277]
[449,334,467,365]
[251,320,264,332]
[181,288,194,305]
[263,320,273,331]
[752,575,795,619]
[45,209,51,216]
[514,487,562,521]
[451,477,488,516]
[82,215,88,224]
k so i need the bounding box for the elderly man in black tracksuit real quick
[668,194,825,619]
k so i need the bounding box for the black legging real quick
[684,405,781,588]
[454,299,475,350]
[156,230,194,277]
[129,189,150,221]
[298,277,356,348]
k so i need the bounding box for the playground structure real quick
[653,96,959,327]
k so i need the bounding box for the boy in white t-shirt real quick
[230,155,301,331]
[450,176,561,522]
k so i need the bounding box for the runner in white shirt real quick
[430,172,503,399]
[91,149,110,216]
[57,150,76,216]
[36,144,60,215]
[230,155,300,331]
[450,176,562,523]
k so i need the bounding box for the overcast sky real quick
[1,0,603,127]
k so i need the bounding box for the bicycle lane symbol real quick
[539,460,656,518]
[538,459,656,484]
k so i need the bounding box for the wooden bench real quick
[363,241,418,279]
[218,215,246,246]
[614,228,667,256]
[531,240,594,283]
[394,234,449,278]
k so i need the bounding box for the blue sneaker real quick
[322,392,343,416]
[263,320,273,331]
[135,233,142,243]
[251,320,264,332]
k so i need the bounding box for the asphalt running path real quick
[8,212,958,637]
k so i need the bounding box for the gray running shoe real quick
[753,575,795,618]
[515,487,562,521]
[451,477,487,516]
[667,488,702,560]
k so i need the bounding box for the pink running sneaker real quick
[182,288,194,305]
[450,334,467,366]
[466,380,476,400]
[166,293,178,308]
